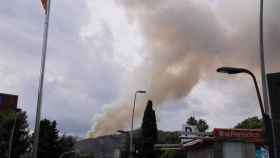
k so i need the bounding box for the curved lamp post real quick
[217,67,265,116]
[130,90,146,157]
[217,67,274,157]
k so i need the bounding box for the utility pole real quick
[32,0,51,158]
[259,0,277,157]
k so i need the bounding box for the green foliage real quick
[57,135,77,155]
[157,131,181,144]
[0,110,31,158]
[234,117,264,129]
[187,116,197,126]
[141,100,158,158]
[37,119,76,158]
[186,116,209,132]
[158,150,185,158]
[38,119,59,158]
[160,150,177,158]
[196,119,209,132]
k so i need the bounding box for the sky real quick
[0,0,279,137]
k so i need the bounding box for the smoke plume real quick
[90,0,280,137]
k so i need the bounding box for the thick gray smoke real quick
[90,0,280,137]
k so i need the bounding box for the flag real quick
[41,0,48,14]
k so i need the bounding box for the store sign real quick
[213,128,264,144]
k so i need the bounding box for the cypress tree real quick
[141,100,157,158]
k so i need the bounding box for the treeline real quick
[0,110,76,158]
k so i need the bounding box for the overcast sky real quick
[0,0,279,137]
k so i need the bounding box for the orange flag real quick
[41,0,48,14]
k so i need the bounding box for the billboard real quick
[0,93,18,112]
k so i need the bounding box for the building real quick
[155,124,268,158]
[0,93,18,112]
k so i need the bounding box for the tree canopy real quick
[187,116,197,126]
[0,110,30,158]
[0,110,76,158]
[37,119,76,158]
[186,116,209,132]
[234,116,264,129]
[141,100,158,158]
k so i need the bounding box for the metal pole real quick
[259,1,277,157]
[32,1,51,158]
[130,92,137,158]
[246,70,276,158]
[259,0,270,114]
[8,112,18,158]
[247,72,273,152]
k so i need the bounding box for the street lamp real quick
[8,108,21,158]
[117,130,129,134]
[117,130,130,156]
[130,90,146,158]
[217,67,265,115]
[217,67,274,157]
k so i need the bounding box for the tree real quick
[0,110,31,158]
[186,116,209,132]
[196,119,209,132]
[157,131,181,144]
[234,117,264,129]
[38,119,59,158]
[57,135,77,155]
[141,100,158,158]
[160,150,176,158]
[159,149,185,158]
[187,116,197,126]
[37,119,76,158]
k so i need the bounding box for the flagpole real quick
[32,0,51,158]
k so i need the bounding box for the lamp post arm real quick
[246,71,265,117]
